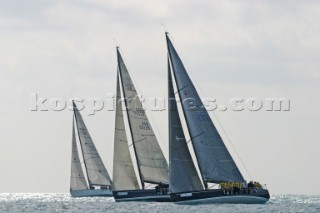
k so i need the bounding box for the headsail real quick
[166,34,245,183]
[73,102,112,186]
[70,118,88,191]
[113,74,140,190]
[117,48,169,184]
[168,58,204,193]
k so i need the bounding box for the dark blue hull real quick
[170,188,270,204]
[113,189,172,202]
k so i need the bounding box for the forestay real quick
[117,49,169,184]
[70,119,88,191]
[168,60,204,193]
[166,34,244,183]
[73,103,112,186]
[113,74,140,190]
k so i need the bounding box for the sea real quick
[0,194,319,213]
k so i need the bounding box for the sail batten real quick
[112,74,140,190]
[70,118,88,191]
[168,57,204,193]
[117,48,169,185]
[73,103,112,186]
[166,34,245,183]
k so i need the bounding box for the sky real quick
[0,0,319,195]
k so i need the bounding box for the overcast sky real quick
[0,0,319,195]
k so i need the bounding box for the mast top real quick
[114,38,120,50]
[72,100,77,110]
[161,22,168,35]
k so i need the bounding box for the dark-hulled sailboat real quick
[166,33,270,204]
[112,48,171,202]
[70,102,113,197]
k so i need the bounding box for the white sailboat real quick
[70,102,113,197]
[166,33,270,204]
[112,48,171,202]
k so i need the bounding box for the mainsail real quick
[113,74,140,190]
[117,48,169,184]
[168,59,204,193]
[166,34,245,183]
[70,118,88,191]
[73,102,112,186]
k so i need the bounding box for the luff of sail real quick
[113,73,140,190]
[73,102,112,186]
[166,34,245,183]
[168,58,204,193]
[70,118,88,191]
[117,48,169,184]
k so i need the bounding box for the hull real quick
[171,189,270,204]
[113,189,172,202]
[70,189,113,197]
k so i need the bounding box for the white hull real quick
[70,189,113,197]
[175,195,269,204]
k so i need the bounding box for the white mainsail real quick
[70,118,88,191]
[168,59,204,193]
[73,102,112,186]
[113,74,140,190]
[117,48,169,184]
[166,34,245,183]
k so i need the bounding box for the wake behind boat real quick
[166,33,270,204]
[70,102,113,197]
[112,48,171,202]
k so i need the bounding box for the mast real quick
[73,101,113,187]
[116,47,145,189]
[70,116,88,191]
[165,33,207,189]
[113,72,140,190]
[73,104,91,188]
[168,56,204,193]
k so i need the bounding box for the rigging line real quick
[185,130,207,144]
[173,39,254,181]
[186,63,253,181]
[210,113,253,181]
[113,38,119,48]
[175,84,189,94]
[128,138,146,147]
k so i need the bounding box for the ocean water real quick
[0,193,319,213]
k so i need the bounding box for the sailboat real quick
[166,33,270,204]
[112,48,171,202]
[70,102,113,197]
